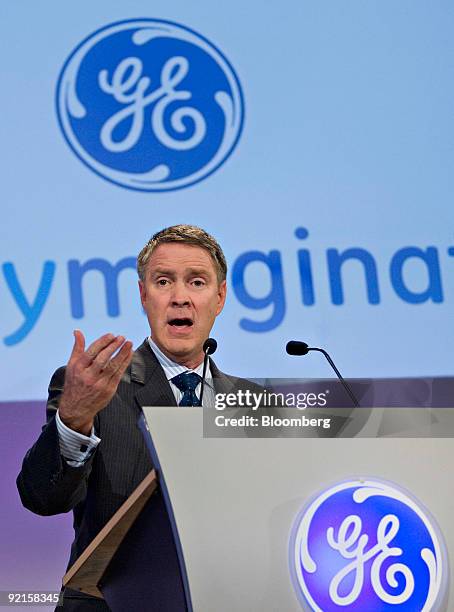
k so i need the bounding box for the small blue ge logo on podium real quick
[56,19,244,192]
[290,479,448,611]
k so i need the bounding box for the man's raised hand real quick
[58,331,133,435]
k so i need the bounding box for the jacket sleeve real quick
[16,367,98,516]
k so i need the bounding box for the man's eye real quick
[192,279,205,287]
[157,279,169,286]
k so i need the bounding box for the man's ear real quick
[138,280,146,307]
[216,280,227,316]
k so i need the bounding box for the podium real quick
[64,406,454,611]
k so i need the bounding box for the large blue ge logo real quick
[56,19,244,192]
[290,479,448,611]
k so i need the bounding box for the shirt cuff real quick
[56,410,101,467]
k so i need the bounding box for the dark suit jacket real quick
[17,340,258,611]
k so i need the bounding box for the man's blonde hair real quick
[137,225,227,283]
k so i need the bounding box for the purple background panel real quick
[0,401,73,608]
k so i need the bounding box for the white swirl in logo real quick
[56,19,244,191]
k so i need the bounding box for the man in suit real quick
[17,225,250,611]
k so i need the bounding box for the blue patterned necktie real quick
[171,372,202,406]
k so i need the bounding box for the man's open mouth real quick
[168,318,193,327]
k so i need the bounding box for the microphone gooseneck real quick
[286,340,360,408]
[200,338,218,405]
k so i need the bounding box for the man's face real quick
[139,242,226,368]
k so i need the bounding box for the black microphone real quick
[286,340,360,408]
[286,340,310,356]
[200,338,217,405]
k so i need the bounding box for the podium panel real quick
[142,407,453,611]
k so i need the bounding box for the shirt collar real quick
[147,337,213,387]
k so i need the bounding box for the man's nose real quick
[171,281,190,306]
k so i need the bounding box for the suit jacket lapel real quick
[210,358,238,395]
[131,340,177,408]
